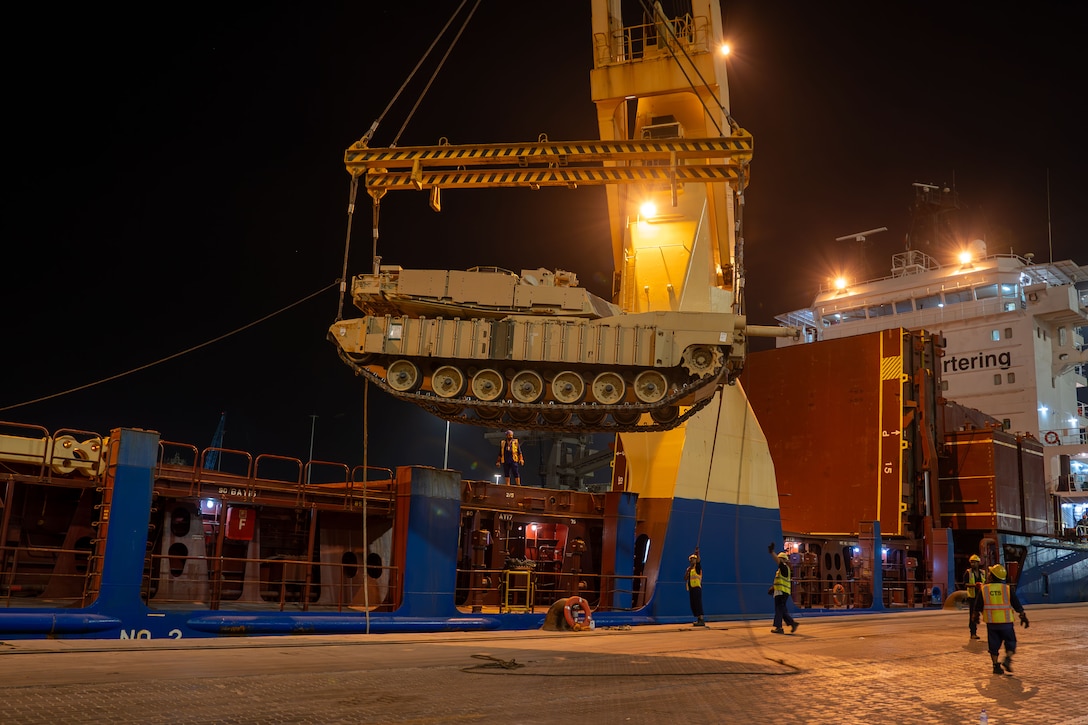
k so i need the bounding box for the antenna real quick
[835,227,889,243]
[835,228,888,279]
[1046,169,1053,263]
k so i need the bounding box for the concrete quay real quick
[1,604,1086,724]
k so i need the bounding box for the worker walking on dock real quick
[768,544,798,634]
[981,564,1028,675]
[685,551,705,626]
[963,554,984,640]
[497,430,525,486]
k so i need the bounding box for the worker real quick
[685,551,705,627]
[963,554,984,640]
[767,543,798,634]
[981,563,1028,676]
[496,430,525,486]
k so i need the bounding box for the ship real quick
[5,4,1081,642]
[743,182,1088,609]
[0,0,797,640]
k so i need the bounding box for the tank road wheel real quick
[681,345,724,379]
[474,406,504,421]
[510,370,546,403]
[435,403,464,416]
[508,407,538,424]
[432,366,466,398]
[541,408,572,425]
[551,371,585,404]
[578,408,606,426]
[591,372,626,405]
[387,359,422,392]
[471,369,505,402]
[612,409,642,426]
[650,405,680,426]
[633,370,669,404]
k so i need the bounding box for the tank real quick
[328,265,748,431]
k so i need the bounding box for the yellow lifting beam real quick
[345,132,752,197]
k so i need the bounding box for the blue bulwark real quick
[93,428,159,611]
[399,466,463,617]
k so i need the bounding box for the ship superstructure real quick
[760,184,1088,605]
[776,239,1088,512]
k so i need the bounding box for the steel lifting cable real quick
[335,1,480,321]
[636,0,738,134]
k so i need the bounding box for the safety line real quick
[0,281,339,412]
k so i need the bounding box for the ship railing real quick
[0,420,108,483]
[455,567,648,614]
[789,576,940,610]
[141,551,400,613]
[0,542,94,609]
[155,439,396,508]
[593,14,709,68]
[1041,427,1088,448]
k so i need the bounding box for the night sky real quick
[5,2,1084,478]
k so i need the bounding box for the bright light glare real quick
[639,201,658,218]
[719,43,731,56]
[834,277,848,290]
[958,251,972,264]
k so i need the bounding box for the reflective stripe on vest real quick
[982,583,1013,623]
[773,565,791,595]
[500,439,520,461]
[965,569,980,595]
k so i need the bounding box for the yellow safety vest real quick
[687,566,702,589]
[499,438,522,462]
[964,568,981,595]
[982,583,1013,624]
[773,564,791,595]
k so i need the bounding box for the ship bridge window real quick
[975,284,1000,300]
[840,308,867,323]
[867,303,894,318]
[894,299,914,314]
[943,289,973,305]
[916,294,942,310]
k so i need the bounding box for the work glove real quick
[768,587,774,596]
[1019,612,1029,628]
[767,543,775,554]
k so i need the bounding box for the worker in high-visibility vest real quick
[981,564,1029,676]
[767,543,798,634]
[496,430,525,486]
[685,551,705,627]
[963,554,984,641]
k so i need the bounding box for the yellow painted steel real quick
[622,384,778,510]
[346,136,752,172]
[500,569,534,614]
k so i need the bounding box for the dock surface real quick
[2,604,1086,724]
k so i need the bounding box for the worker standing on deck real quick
[685,551,705,626]
[963,554,984,641]
[768,544,798,634]
[496,430,525,486]
[981,564,1028,675]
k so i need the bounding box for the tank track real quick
[335,348,730,433]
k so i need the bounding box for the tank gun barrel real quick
[745,324,802,340]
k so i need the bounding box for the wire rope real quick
[0,281,338,412]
